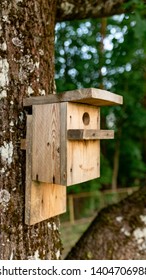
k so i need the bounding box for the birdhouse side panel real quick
[60,103,68,186]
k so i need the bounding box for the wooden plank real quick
[60,103,67,186]
[23,88,123,107]
[66,103,100,186]
[25,113,66,225]
[25,115,33,224]
[32,104,61,184]
[67,129,114,140]
[28,181,66,225]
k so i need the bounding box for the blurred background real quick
[55,10,146,258]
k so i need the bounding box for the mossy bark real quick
[1,0,62,260]
[66,187,146,260]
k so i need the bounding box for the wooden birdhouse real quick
[22,88,123,225]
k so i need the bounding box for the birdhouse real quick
[22,88,123,225]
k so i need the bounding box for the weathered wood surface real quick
[28,181,66,225]
[25,110,66,225]
[66,103,100,186]
[23,88,123,107]
[32,104,60,184]
[60,103,68,186]
[67,129,114,140]
[25,115,33,224]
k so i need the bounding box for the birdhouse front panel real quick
[31,102,101,187]
[66,102,100,186]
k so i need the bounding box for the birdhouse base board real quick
[25,181,66,225]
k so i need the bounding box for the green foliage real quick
[55,11,146,192]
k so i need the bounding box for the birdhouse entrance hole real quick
[82,112,90,125]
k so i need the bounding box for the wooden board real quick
[60,103,67,186]
[25,112,66,225]
[32,104,60,184]
[67,129,114,140]
[29,181,66,225]
[66,103,100,186]
[23,88,123,107]
[25,115,33,224]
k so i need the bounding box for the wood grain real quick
[66,103,100,186]
[60,103,67,186]
[24,88,123,107]
[25,112,66,225]
[67,129,114,140]
[25,115,33,224]
[29,181,66,225]
[32,104,60,184]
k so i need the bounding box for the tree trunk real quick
[98,18,107,90]
[1,0,63,260]
[66,187,146,260]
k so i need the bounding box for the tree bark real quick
[0,0,62,260]
[66,187,146,260]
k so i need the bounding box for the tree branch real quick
[56,0,127,22]
[65,187,146,260]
